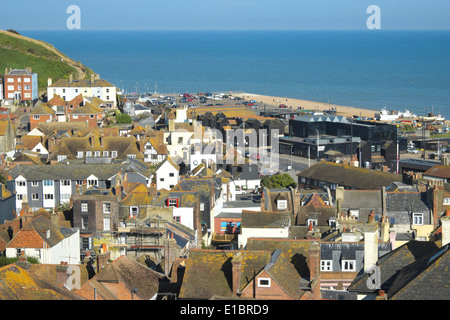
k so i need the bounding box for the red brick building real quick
[29,104,56,130]
[3,68,38,101]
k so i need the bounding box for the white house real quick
[47,74,117,109]
[238,211,290,248]
[6,215,80,264]
[155,157,180,190]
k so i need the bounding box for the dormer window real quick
[167,198,179,207]
[277,200,287,210]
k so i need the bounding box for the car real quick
[407,148,419,154]
[235,190,246,195]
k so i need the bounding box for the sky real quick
[1,0,450,31]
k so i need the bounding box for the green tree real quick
[115,113,132,124]
[261,173,297,189]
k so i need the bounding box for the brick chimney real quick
[308,241,321,300]
[56,261,69,286]
[96,245,110,273]
[431,184,444,228]
[15,251,31,270]
[231,252,243,297]
[440,210,450,247]
[164,236,177,277]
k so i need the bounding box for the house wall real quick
[30,114,53,130]
[240,270,293,300]
[238,227,289,248]
[48,85,116,108]
[156,161,179,190]
[173,207,194,230]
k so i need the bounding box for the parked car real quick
[407,148,419,154]
[235,189,246,195]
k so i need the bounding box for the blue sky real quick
[2,0,450,31]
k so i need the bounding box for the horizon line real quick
[12,28,450,32]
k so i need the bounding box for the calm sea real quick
[21,30,450,119]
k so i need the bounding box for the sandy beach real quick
[235,92,378,119]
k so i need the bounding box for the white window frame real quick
[81,202,88,212]
[31,181,38,187]
[321,260,333,271]
[103,217,111,231]
[130,206,138,217]
[103,202,111,214]
[413,213,424,225]
[31,193,39,200]
[277,200,287,210]
[257,278,271,288]
[342,260,356,272]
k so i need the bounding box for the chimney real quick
[15,251,31,270]
[51,212,61,229]
[90,74,95,84]
[231,252,243,297]
[56,261,69,287]
[168,119,175,132]
[48,77,52,87]
[381,187,387,217]
[380,215,390,242]
[432,185,444,228]
[164,237,177,277]
[440,210,450,247]
[375,290,388,300]
[389,231,396,250]
[363,223,379,273]
[69,74,73,84]
[96,247,110,273]
[308,241,321,300]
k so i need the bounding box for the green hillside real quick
[0,29,95,95]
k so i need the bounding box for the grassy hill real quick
[0,29,95,96]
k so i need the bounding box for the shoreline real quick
[235,92,450,125]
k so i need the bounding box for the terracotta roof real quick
[47,94,66,106]
[31,104,55,115]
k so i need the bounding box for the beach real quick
[235,92,378,119]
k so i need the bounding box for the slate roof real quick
[423,165,450,179]
[241,210,290,228]
[298,161,402,190]
[8,160,150,181]
[387,244,450,300]
[49,78,114,88]
[386,192,431,225]
[348,240,440,294]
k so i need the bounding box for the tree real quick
[115,113,132,124]
[261,173,297,189]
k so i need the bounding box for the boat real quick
[375,108,399,121]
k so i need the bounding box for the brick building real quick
[3,68,38,101]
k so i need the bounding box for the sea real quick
[21,30,450,119]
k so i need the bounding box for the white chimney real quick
[441,210,450,247]
[48,77,52,87]
[363,223,378,273]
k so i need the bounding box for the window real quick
[44,194,54,200]
[17,194,23,200]
[169,173,175,177]
[103,202,111,214]
[24,85,30,90]
[31,181,38,187]
[90,115,95,119]
[103,217,111,231]
[43,180,53,186]
[178,137,183,144]
[111,151,118,158]
[277,200,287,210]
[307,219,318,227]
[127,154,136,159]
[81,202,88,212]
[167,199,178,207]
[349,210,359,219]
[160,178,165,182]
[16,181,26,187]
[85,151,92,158]
[31,193,39,200]
[60,193,71,201]
[94,151,101,158]
[7,78,13,83]
[173,216,181,223]
[321,260,332,271]
[77,151,83,159]
[57,155,67,162]
[342,260,356,272]
[81,216,88,230]
[102,151,109,157]
[16,249,21,258]
[444,198,450,205]
[413,213,424,225]
[200,203,205,211]
[257,278,271,288]
[82,237,91,250]
[87,179,98,187]
[130,206,138,217]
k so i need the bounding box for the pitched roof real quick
[0,264,83,300]
[298,161,402,190]
[178,249,271,299]
[31,104,55,115]
[75,255,167,300]
[49,78,114,88]
[348,240,440,294]
[423,165,450,179]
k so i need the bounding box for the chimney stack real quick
[440,210,450,247]
[164,237,177,277]
[231,252,243,297]
[363,223,379,273]
[48,77,52,87]
[381,187,387,217]
[96,246,110,273]
[90,74,95,84]
[69,74,73,84]
[308,241,321,300]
